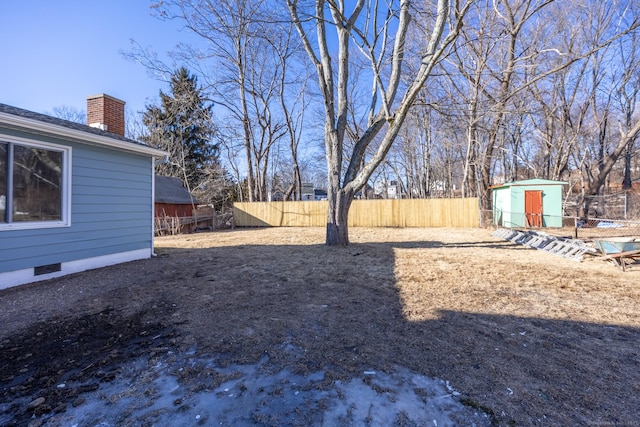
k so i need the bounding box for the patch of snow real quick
[41,354,491,426]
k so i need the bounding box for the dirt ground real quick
[1,227,639,426]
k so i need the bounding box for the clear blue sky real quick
[0,1,193,118]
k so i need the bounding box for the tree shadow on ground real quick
[0,235,637,426]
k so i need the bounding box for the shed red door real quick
[525,190,543,227]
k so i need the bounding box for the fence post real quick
[574,217,578,239]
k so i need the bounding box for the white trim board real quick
[0,248,152,290]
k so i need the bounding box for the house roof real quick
[0,103,166,157]
[491,178,568,189]
[155,176,198,205]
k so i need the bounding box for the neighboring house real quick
[301,183,315,200]
[155,175,198,218]
[0,94,166,288]
[314,188,327,200]
[375,180,403,199]
[270,191,285,202]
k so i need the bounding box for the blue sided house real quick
[0,94,166,288]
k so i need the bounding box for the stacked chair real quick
[492,228,596,262]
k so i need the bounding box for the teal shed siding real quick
[492,179,567,228]
[492,186,512,227]
[0,127,154,274]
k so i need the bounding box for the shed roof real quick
[491,178,568,189]
[155,176,198,205]
[0,103,166,157]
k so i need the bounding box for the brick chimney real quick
[86,94,126,137]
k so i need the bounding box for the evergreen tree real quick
[142,67,218,191]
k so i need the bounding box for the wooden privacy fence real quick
[233,198,479,228]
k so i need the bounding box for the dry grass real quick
[1,227,639,426]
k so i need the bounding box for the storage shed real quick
[492,179,567,228]
[154,176,198,218]
[0,95,166,288]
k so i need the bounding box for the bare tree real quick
[216,123,248,201]
[472,0,558,210]
[527,58,592,183]
[614,30,640,191]
[576,25,640,217]
[383,102,462,199]
[441,0,640,213]
[288,0,471,245]
[133,1,310,202]
[48,105,86,124]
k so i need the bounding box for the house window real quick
[0,138,70,229]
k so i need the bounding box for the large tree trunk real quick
[326,188,353,246]
[288,0,463,246]
[239,66,255,202]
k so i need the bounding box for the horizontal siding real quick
[4,243,149,272]
[2,231,150,264]
[70,175,151,191]
[0,132,154,274]
[73,193,151,206]
[73,154,152,174]
[72,202,151,215]
[0,215,150,235]
[4,225,150,253]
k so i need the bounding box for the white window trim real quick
[0,134,72,231]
